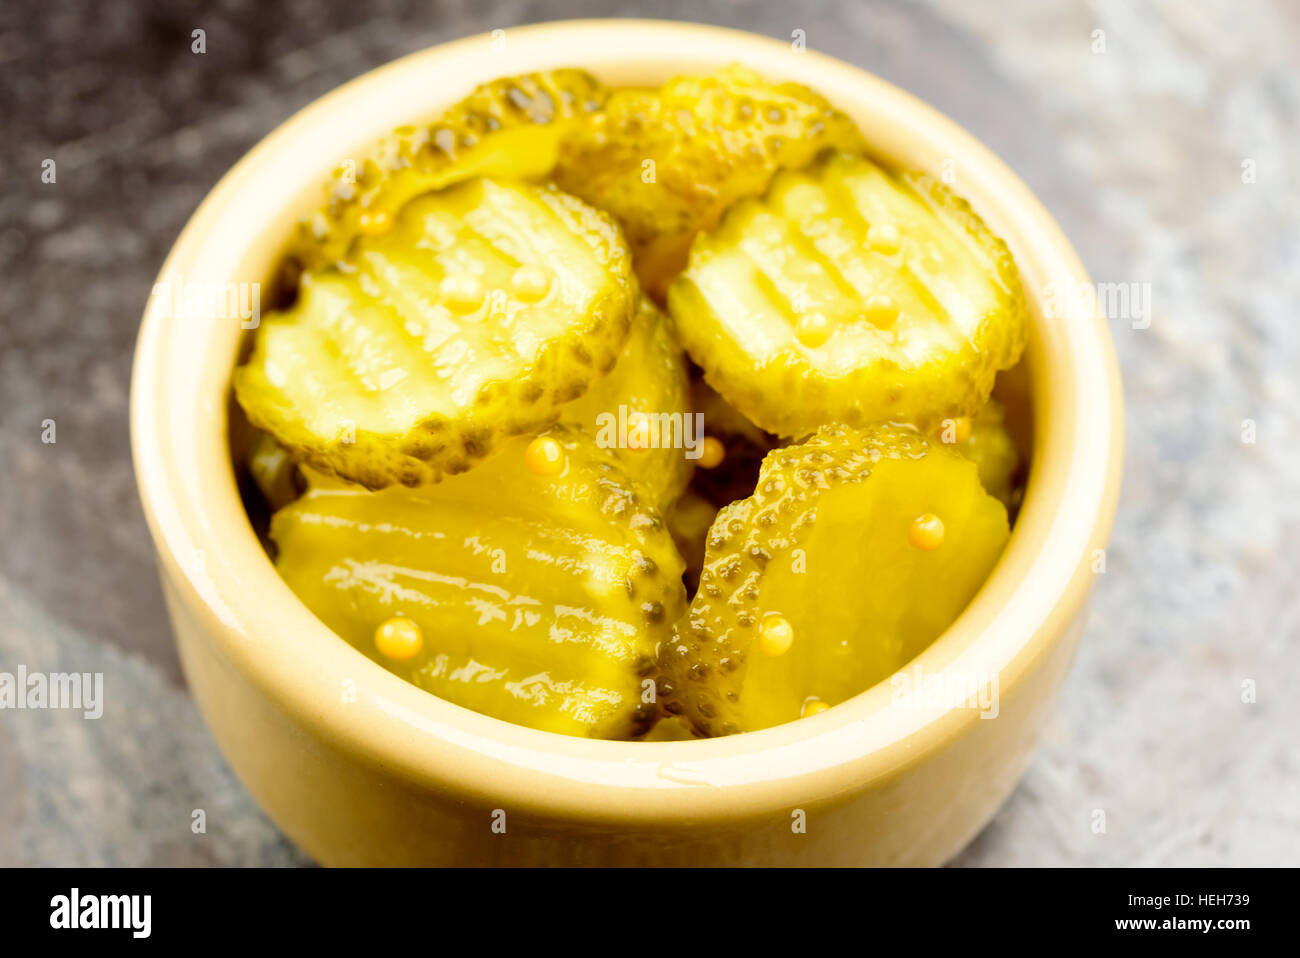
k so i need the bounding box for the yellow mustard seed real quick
[795,311,831,348]
[697,436,726,470]
[439,274,485,313]
[758,614,794,656]
[509,264,552,302]
[525,435,566,476]
[940,417,972,445]
[867,222,901,254]
[863,293,899,329]
[374,615,424,661]
[908,513,945,551]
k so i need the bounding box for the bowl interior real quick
[131,20,1121,824]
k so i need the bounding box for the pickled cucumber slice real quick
[234,178,637,488]
[293,70,609,268]
[272,424,686,739]
[666,490,718,592]
[668,152,1028,437]
[561,297,692,511]
[555,65,864,300]
[939,399,1021,509]
[658,424,1009,735]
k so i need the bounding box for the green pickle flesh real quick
[235,178,636,488]
[669,152,1027,437]
[556,64,865,300]
[658,424,1010,735]
[272,426,685,739]
[561,297,693,512]
[294,70,610,268]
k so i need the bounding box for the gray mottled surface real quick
[1,0,1296,866]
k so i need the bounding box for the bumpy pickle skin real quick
[657,424,1009,736]
[668,152,1028,437]
[293,70,609,268]
[561,297,693,512]
[273,424,686,739]
[234,178,637,489]
[555,64,865,300]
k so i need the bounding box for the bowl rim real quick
[130,18,1124,826]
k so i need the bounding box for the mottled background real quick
[1,0,1296,866]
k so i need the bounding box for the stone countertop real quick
[1,0,1296,866]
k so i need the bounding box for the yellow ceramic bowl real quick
[130,20,1123,866]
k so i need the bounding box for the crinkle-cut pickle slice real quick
[668,151,1028,437]
[555,64,864,301]
[293,70,609,268]
[658,424,1009,736]
[561,297,693,511]
[234,178,636,489]
[939,399,1021,509]
[273,425,686,739]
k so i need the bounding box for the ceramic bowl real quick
[130,19,1123,866]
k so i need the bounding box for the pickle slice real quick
[658,424,1009,735]
[561,297,693,511]
[668,152,1028,437]
[234,178,636,488]
[293,70,609,268]
[666,489,718,592]
[273,425,686,739]
[939,399,1021,509]
[555,65,864,300]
